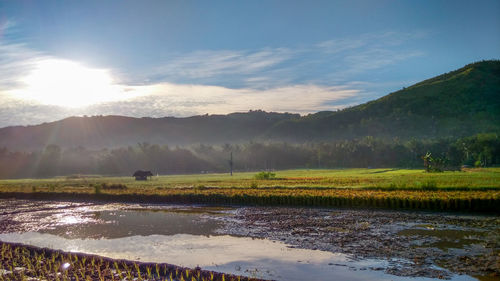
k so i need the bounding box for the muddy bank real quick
[218,207,500,279]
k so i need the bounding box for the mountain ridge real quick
[264,60,500,140]
[0,60,499,150]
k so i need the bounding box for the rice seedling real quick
[0,242,262,281]
[126,268,133,280]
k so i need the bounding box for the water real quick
[0,199,485,281]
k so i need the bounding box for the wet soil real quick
[1,199,499,280]
[217,207,500,279]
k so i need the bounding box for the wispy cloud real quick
[142,30,426,89]
[129,83,357,115]
[0,22,427,127]
[0,83,359,127]
[316,31,427,53]
[83,83,358,118]
[0,42,45,90]
[310,31,427,81]
[342,48,424,74]
[149,48,294,86]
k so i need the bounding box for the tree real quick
[422,152,448,172]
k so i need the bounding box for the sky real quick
[0,0,499,127]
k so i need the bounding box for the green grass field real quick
[0,168,499,191]
[0,168,499,212]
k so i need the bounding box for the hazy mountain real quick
[0,111,300,150]
[0,61,498,151]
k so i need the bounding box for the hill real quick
[0,60,498,150]
[266,60,500,141]
[0,111,299,150]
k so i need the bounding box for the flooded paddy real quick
[0,199,498,280]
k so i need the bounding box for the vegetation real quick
[0,168,499,212]
[254,172,276,180]
[0,242,262,281]
[0,133,498,179]
[268,60,500,140]
[1,168,499,190]
[422,152,448,172]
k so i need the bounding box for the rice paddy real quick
[0,242,262,281]
[2,200,497,280]
[0,168,499,212]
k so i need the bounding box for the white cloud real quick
[0,83,359,127]
[0,43,45,89]
[0,22,426,127]
[341,48,425,75]
[313,31,427,79]
[142,30,427,89]
[83,83,358,117]
[132,83,358,114]
[147,47,306,89]
[152,48,294,82]
[316,31,427,53]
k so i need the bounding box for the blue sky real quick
[0,0,499,127]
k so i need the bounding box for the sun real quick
[14,59,125,107]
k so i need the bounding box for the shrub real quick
[254,171,276,180]
[422,152,447,172]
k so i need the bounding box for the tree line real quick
[0,133,498,179]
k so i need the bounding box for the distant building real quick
[133,170,153,180]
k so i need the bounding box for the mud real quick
[217,207,500,279]
[0,199,498,280]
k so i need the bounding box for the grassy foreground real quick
[0,168,499,212]
[0,242,262,281]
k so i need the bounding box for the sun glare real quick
[14,59,126,107]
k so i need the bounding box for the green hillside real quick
[267,60,500,140]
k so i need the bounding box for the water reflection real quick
[41,209,222,239]
[398,228,486,251]
[0,200,228,238]
[0,200,487,281]
[0,232,474,281]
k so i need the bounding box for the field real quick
[1,168,500,189]
[1,169,499,280]
[0,242,261,281]
[0,168,499,212]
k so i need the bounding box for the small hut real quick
[133,170,153,181]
